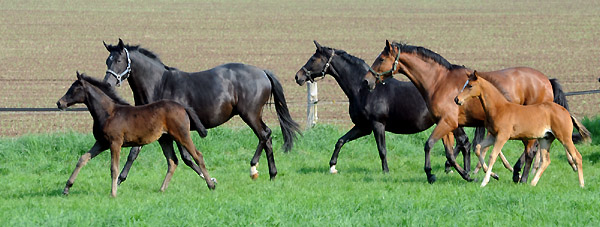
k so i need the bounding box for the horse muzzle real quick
[294,70,307,86]
[56,100,68,110]
[454,97,463,106]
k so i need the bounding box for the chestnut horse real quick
[364,40,572,183]
[294,41,472,176]
[455,71,590,187]
[57,72,215,197]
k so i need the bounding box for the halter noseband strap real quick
[106,48,131,87]
[302,50,335,83]
[368,51,401,84]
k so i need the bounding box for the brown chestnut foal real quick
[455,71,590,187]
[57,72,215,197]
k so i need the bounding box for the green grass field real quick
[1,122,599,225]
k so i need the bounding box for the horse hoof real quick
[492,174,499,181]
[250,173,259,180]
[117,177,126,185]
[250,165,259,180]
[512,174,521,183]
[211,178,218,184]
[330,165,338,174]
[427,175,437,184]
[62,189,69,195]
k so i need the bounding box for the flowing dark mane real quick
[79,73,131,106]
[392,41,464,70]
[106,43,177,71]
[319,46,369,72]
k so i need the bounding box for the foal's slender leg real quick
[473,135,499,180]
[63,142,107,195]
[172,133,215,190]
[117,146,142,185]
[530,139,552,186]
[158,136,179,192]
[175,141,207,179]
[481,135,508,187]
[372,121,389,173]
[330,126,370,174]
[109,142,122,197]
[561,140,584,187]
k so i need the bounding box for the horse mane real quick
[79,73,131,106]
[335,50,369,70]
[392,41,465,70]
[106,43,178,71]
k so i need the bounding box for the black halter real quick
[301,50,335,82]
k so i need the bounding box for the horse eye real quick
[379,58,384,62]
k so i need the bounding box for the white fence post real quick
[306,81,318,128]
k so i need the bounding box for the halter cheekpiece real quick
[106,48,131,87]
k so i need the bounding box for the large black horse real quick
[103,39,300,182]
[294,41,473,182]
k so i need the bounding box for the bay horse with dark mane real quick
[102,39,300,182]
[455,71,590,187]
[364,40,574,183]
[295,41,472,179]
[57,72,215,197]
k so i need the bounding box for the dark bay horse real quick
[364,40,572,183]
[103,39,300,181]
[294,41,472,181]
[456,71,590,187]
[57,72,215,197]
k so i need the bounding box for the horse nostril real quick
[454,97,459,104]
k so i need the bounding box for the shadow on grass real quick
[586,152,600,164]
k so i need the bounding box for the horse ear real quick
[470,71,479,81]
[76,71,82,80]
[118,38,125,49]
[314,40,323,51]
[103,41,110,51]
[384,40,392,52]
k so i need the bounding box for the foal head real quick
[454,71,482,106]
[295,41,335,86]
[364,40,400,90]
[57,72,88,110]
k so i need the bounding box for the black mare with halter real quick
[103,39,300,183]
[295,41,472,180]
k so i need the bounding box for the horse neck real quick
[328,55,367,102]
[397,52,447,100]
[128,51,167,105]
[82,85,117,126]
[477,79,511,120]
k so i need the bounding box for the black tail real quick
[264,70,302,152]
[550,78,584,143]
[185,107,208,138]
[550,78,569,111]
[471,126,486,153]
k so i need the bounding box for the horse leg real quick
[175,141,207,179]
[172,133,215,190]
[473,135,499,180]
[518,140,537,183]
[561,140,584,187]
[63,142,107,195]
[423,121,457,184]
[117,146,142,185]
[109,142,122,197]
[481,135,508,187]
[157,136,179,192]
[441,133,472,181]
[498,152,513,172]
[447,127,471,174]
[242,114,276,180]
[530,138,553,186]
[330,126,370,174]
[372,121,390,173]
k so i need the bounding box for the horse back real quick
[479,67,553,105]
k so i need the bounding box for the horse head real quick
[57,72,87,110]
[103,38,131,87]
[364,40,400,91]
[455,71,482,106]
[295,40,335,86]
